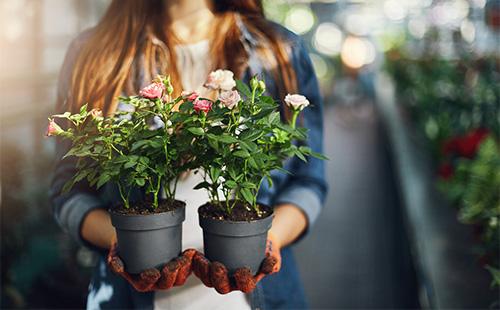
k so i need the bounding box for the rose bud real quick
[45,119,64,137]
[181,90,200,102]
[193,98,213,113]
[139,82,165,99]
[204,69,236,91]
[89,108,103,119]
[284,94,310,111]
[258,80,266,93]
[218,90,241,110]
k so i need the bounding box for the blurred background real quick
[1,0,499,308]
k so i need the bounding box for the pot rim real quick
[197,201,273,224]
[198,211,274,224]
[111,200,186,231]
[109,199,186,218]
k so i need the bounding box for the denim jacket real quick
[51,17,327,310]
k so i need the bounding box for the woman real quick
[51,0,327,309]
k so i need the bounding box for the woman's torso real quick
[152,39,249,310]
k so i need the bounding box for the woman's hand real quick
[192,232,282,294]
[107,238,197,292]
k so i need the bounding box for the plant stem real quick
[153,176,161,208]
[117,182,129,209]
[291,110,299,129]
[172,177,178,199]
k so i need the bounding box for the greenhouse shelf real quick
[374,74,498,308]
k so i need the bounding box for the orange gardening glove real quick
[107,237,197,292]
[192,231,282,294]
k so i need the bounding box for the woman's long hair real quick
[63,0,297,116]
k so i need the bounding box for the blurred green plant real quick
[385,52,499,158]
[439,137,500,287]
[385,48,500,288]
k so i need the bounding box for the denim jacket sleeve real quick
[50,29,106,247]
[272,35,328,232]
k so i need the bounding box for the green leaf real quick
[268,111,281,125]
[62,180,76,193]
[194,181,211,190]
[299,146,312,154]
[225,180,237,189]
[131,140,148,151]
[295,151,307,162]
[234,149,250,158]
[239,140,257,152]
[180,101,193,112]
[218,134,239,144]
[208,136,219,151]
[311,151,329,160]
[210,166,221,182]
[139,157,150,165]
[97,173,111,188]
[79,103,88,114]
[228,166,238,180]
[188,127,205,135]
[241,182,256,189]
[135,178,145,186]
[236,80,252,98]
[248,157,259,169]
[240,188,254,205]
[240,130,264,142]
[259,96,277,107]
[266,175,274,188]
[124,161,136,169]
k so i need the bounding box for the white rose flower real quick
[204,69,236,91]
[218,90,241,110]
[284,94,310,111]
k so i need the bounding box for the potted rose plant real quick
[181,70,326,274]
[47,76,190,274]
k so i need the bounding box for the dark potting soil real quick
[198,200,272,221]
[111,199,184,215]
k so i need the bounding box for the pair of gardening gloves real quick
[107,232,282,293]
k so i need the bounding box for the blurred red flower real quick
[441,128,490,159]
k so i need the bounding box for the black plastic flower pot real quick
[110,201,186,274]
[198,204,274,275]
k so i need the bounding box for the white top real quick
[153,40,250,310]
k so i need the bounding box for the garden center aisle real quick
[294,101,419,308]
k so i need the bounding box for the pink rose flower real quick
[193,98,213,113]
[218,90,241,110]
[45,119,63,137]
[139,82,165,99]
[181,90,199,101]
[284,94,310,111]
[204,69,236,91]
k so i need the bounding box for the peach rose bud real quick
[204,69,236,91]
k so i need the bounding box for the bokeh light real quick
[340,36,376,69]
[284,5,315,35]
[461,19,476,43]
[313,22,343,56]
[384,0,408,21]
